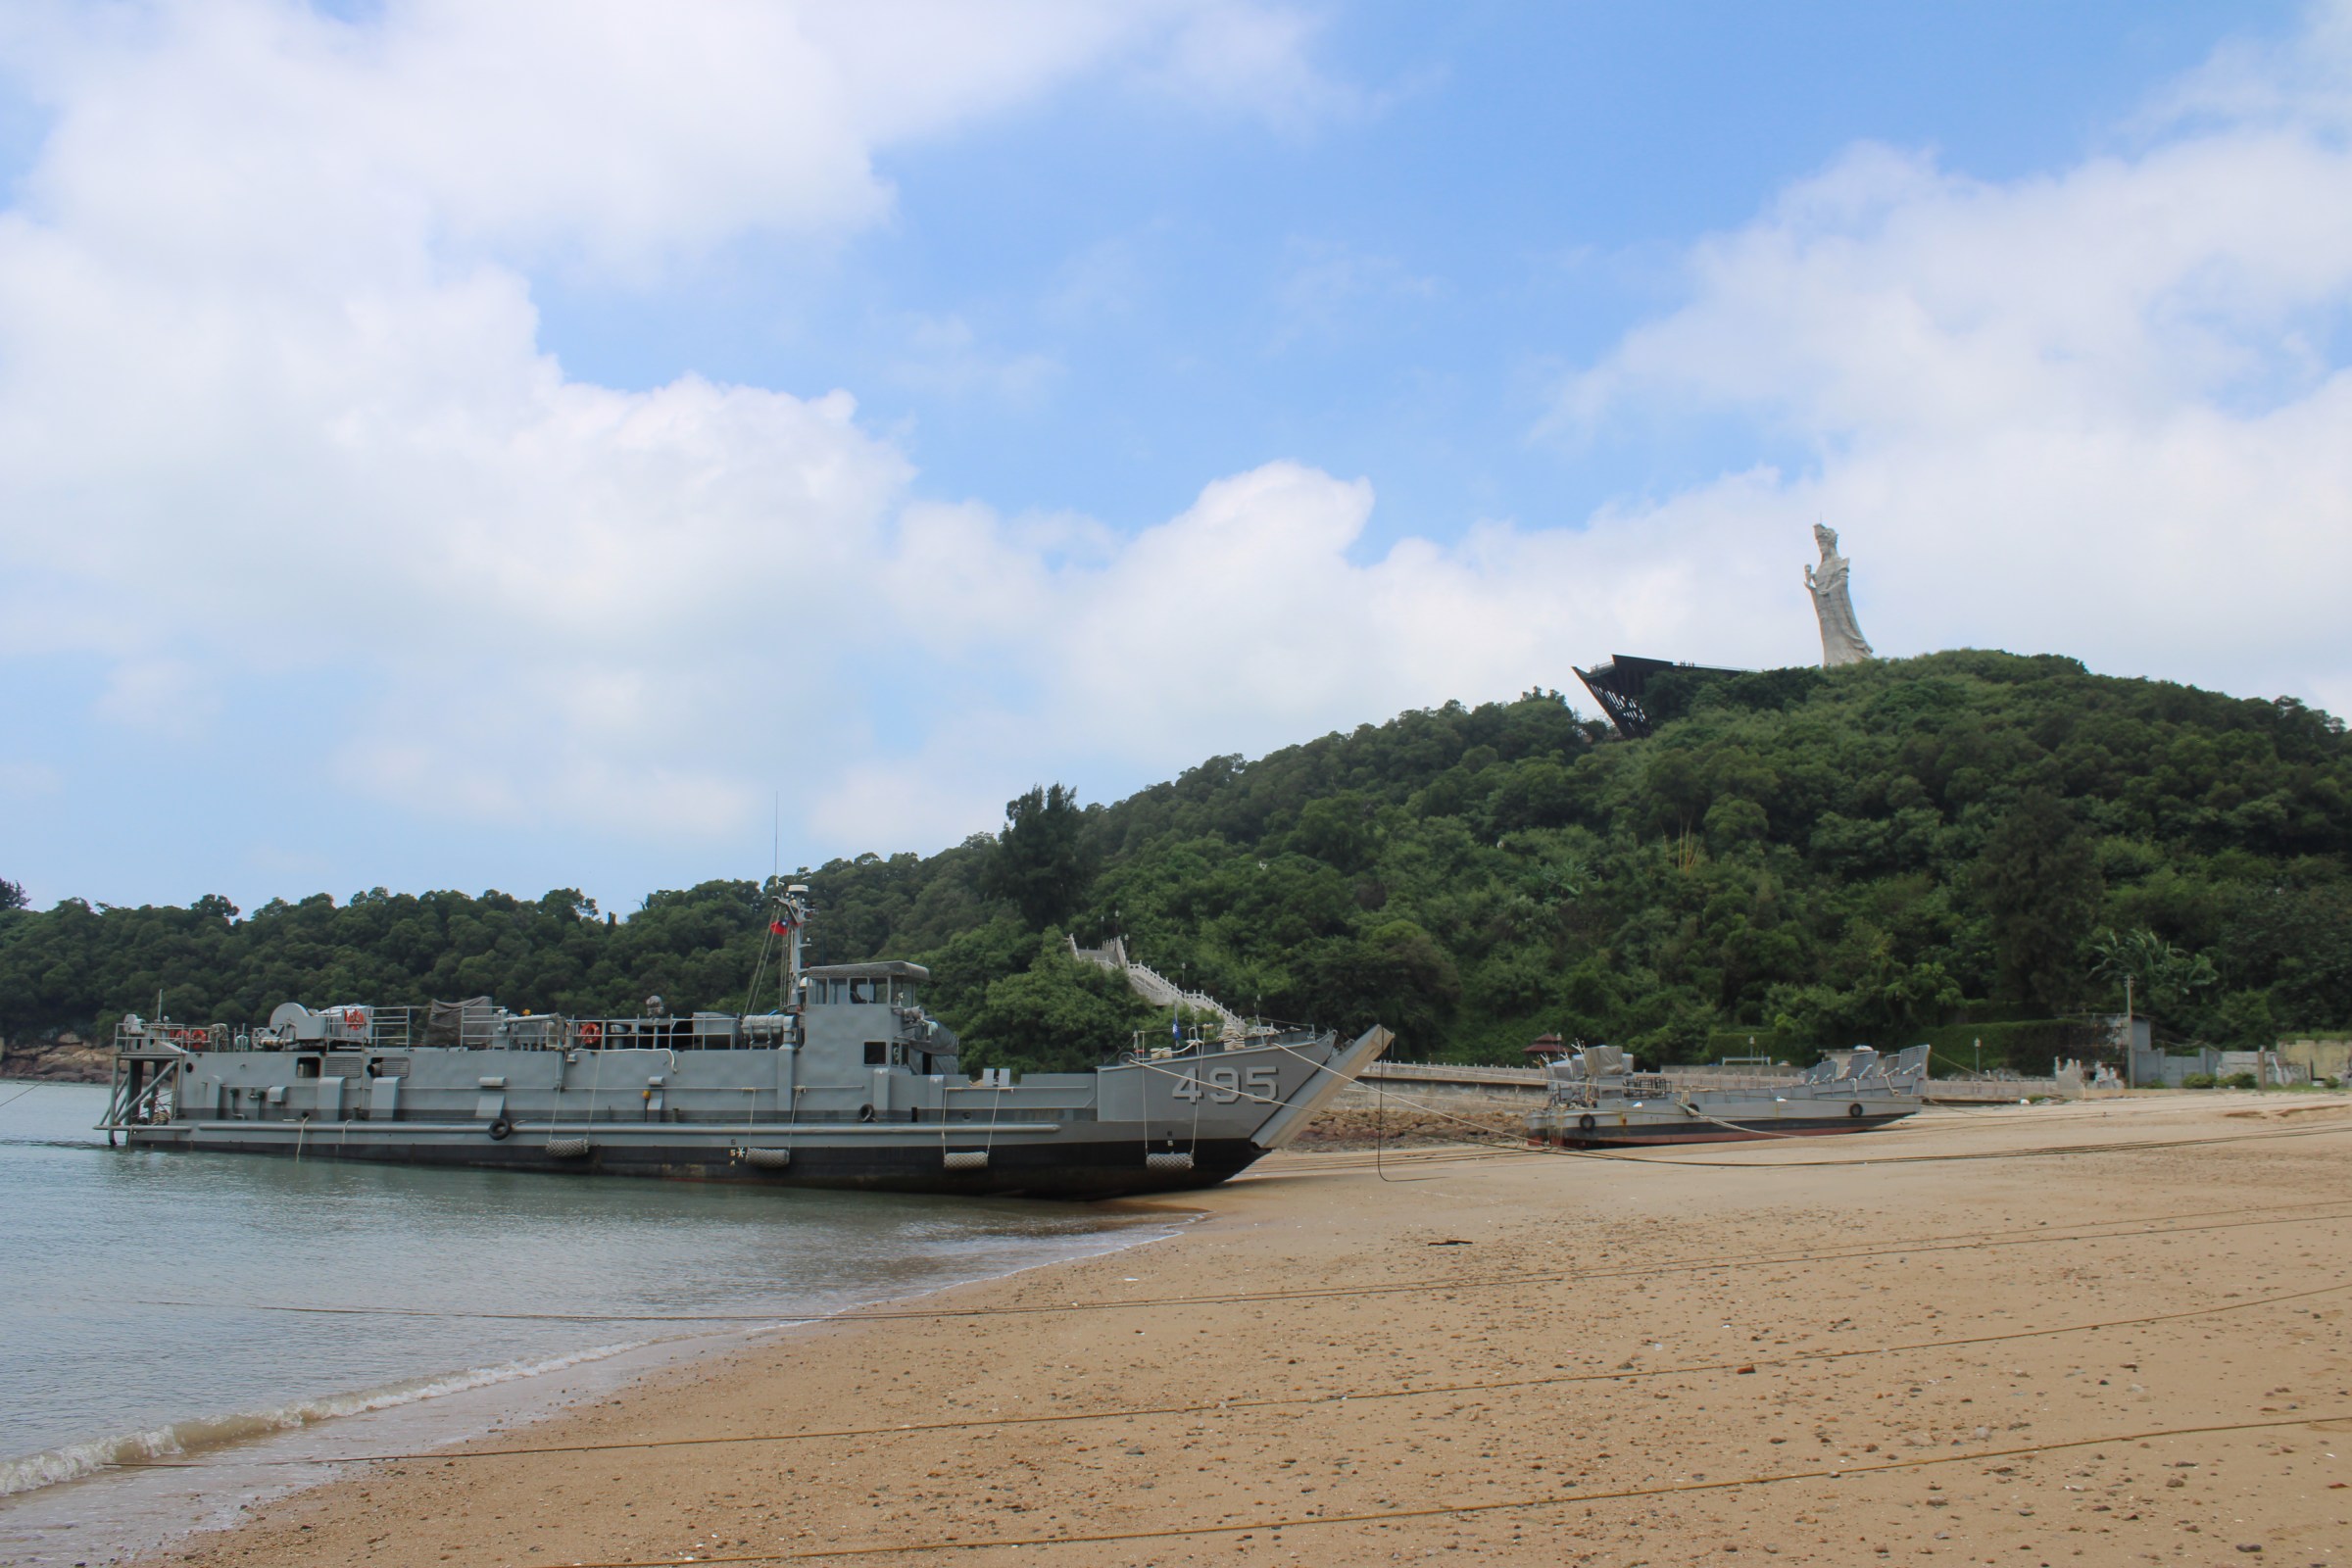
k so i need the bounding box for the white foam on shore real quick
[0,1341,643,1499]
[0,1210,1188,1568]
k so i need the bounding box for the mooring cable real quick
[110,1274,2352,1474]
[123,1200,2352,1327]
[520,1410,2352,1566]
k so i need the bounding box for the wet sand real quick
[140,1093,2352,1566]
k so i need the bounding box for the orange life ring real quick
[578,1021,603,1046]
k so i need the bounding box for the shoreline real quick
[0,1088,1187,1568]
[115,1091,2352,1567]
[4,1211,1186,1566]
[4,1218,1189,1566]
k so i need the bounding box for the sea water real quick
[0,1080,1169,1564]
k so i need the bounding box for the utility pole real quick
[2123,974,2135,1091]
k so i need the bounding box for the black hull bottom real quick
[119,1132,1268,1200]
[1535,1111,1916,1149]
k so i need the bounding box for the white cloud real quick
[887,314,1062,405]
[94,658,220,740]
[1540,18,2352,710]
[0,0,1346,854]
[2140,0,2352,136]
[1043,231,1155,325]
[819,7,2352,841]
[1273,240,1440,346]
[5,0,2347,883]
[1143,1,1364,131]
[808,457,1812,849]
[6,0,1319,279]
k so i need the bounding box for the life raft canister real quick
[343,1006,366,1032]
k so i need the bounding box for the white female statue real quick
[1805,524,1874,666]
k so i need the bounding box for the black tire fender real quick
[858,1103,877,1124]
[1847,1102,1864,1119]
[1577,1113,1596,1133]
[487,1115,514,1141]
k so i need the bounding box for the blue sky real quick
[540,2,2295,536]
[2,0,2347,914]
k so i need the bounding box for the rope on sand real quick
[115,1274,2352,1473]
[527,1409,2352,1566]
[126,1199,2352,1327]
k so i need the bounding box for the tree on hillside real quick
[1279,918,1461,1051]
[1287,792,1381,872]
[981,784,1094,929]
[954,937,1161,1072]
[0,878,26,912]
[5,656,2348,1063]
[2089,926,2217,1027]
[2214,876,2352,1032]
[1977,788,2102,1009]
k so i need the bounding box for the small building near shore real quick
[2278,1035,2350,1082]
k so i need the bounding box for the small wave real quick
[0,1340,643,1499]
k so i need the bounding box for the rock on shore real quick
[0,1034,111,1083]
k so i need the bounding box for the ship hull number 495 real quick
[1172,1065,1279,1104]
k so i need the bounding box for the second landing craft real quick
[1529,1043,1928,1149]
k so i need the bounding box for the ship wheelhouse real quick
[798,959,957,1079]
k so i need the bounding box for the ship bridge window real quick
[849,978,879,1004]
[863,1042,888,1066]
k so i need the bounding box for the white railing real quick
[1066,936,1243,1038]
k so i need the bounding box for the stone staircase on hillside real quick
[1065,935,1244,1040]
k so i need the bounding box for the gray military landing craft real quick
[100,887,1391,1198]
[1529,1041,1928,1149]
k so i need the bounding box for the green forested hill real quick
[5,652,2347,1069]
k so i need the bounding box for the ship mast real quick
[781,882,808,1004]
[744,880,814,1019]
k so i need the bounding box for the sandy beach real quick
[136,1093,2352,1567]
